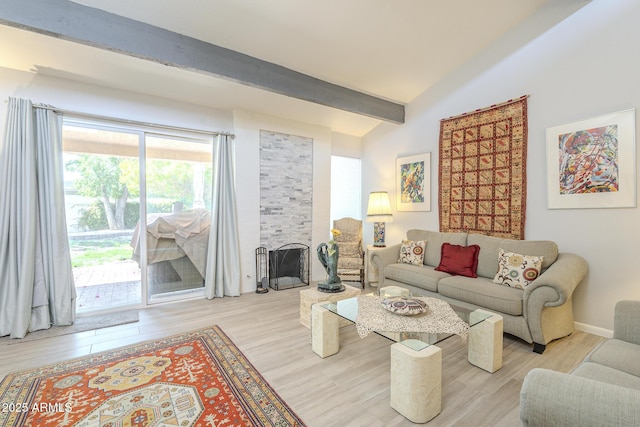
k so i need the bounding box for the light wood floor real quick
[0,285,604,427]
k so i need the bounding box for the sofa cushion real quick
[467,233,503,279]
[493,249,543,290]
[406,230,467,267]
[584,339,640,377]
[384,263,449,293]
[398,240,426,265]
[572,362,640,391]
[435,243,480,278]
[337,241,361,258]
[467,233,559,277]
[499,239,558,271]
[337,256,363,269]
[438,276,524,316]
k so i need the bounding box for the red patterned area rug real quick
[439,96,528,239]
[0,326,306,426]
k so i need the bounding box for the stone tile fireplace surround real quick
[259,130,313,286]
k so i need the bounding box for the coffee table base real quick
[312,303,339,358]
[311,303,503,422]
[391,340,442,423]
[468,310,503,373]
[300,284,361,328]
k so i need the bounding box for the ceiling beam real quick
[0,0,405,124]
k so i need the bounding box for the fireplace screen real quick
[268,243,310,290]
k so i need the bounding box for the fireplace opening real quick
[268,243,310,290]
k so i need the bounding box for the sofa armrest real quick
[525,253,588,307]
[614,300,640,345]
[520,368,640,427]
[523,253,588,343]
[370,243,401,287]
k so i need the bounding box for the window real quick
[330,156,362,224]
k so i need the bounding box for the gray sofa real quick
[371,229,588,353]
[520,300,640,426]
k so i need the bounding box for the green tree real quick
[68,154,211,230]
[146,160,195,206]
[67,155,132,230]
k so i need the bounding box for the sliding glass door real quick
[144,134,213,301]
[63,123,143,312]
[63,118,213,312]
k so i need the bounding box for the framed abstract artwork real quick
[546,109,636,209]
[396,152,431,211]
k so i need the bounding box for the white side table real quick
[365,245,385,287]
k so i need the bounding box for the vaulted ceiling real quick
[0,0,588,136]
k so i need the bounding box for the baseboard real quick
[574,321,613,338]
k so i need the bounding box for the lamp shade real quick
[366,191,393,222]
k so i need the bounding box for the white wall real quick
[0,67,233,132]
[233,110,333,292]
[362,0,640,335]
[331,132,362,158]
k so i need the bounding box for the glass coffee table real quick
[310,287,503,423]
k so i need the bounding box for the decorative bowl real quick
[381,297,428,316]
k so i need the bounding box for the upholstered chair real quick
[332,217,364,288]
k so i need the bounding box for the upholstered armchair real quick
[520,300,640,426]
[333,217,365,288]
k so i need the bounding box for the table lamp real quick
[367,191,393,247]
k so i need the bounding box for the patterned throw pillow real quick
[493,249,543,290]
[398,240,427,265]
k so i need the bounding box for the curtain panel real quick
[0,97,76,338]
[205,134,241,298]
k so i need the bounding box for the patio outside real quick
[69,230,142,312]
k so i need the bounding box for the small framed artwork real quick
[546,109,636,209]
[396,152,431,211]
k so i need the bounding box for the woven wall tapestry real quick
[438,96,528,239]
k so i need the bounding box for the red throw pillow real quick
[434,243,481,278]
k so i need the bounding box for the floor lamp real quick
[367,191,393,247]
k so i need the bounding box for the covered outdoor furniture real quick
[130,208,210,293]
[333,217,364,288]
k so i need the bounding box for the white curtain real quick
[205,134,241,298]
[0,97,76,338]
